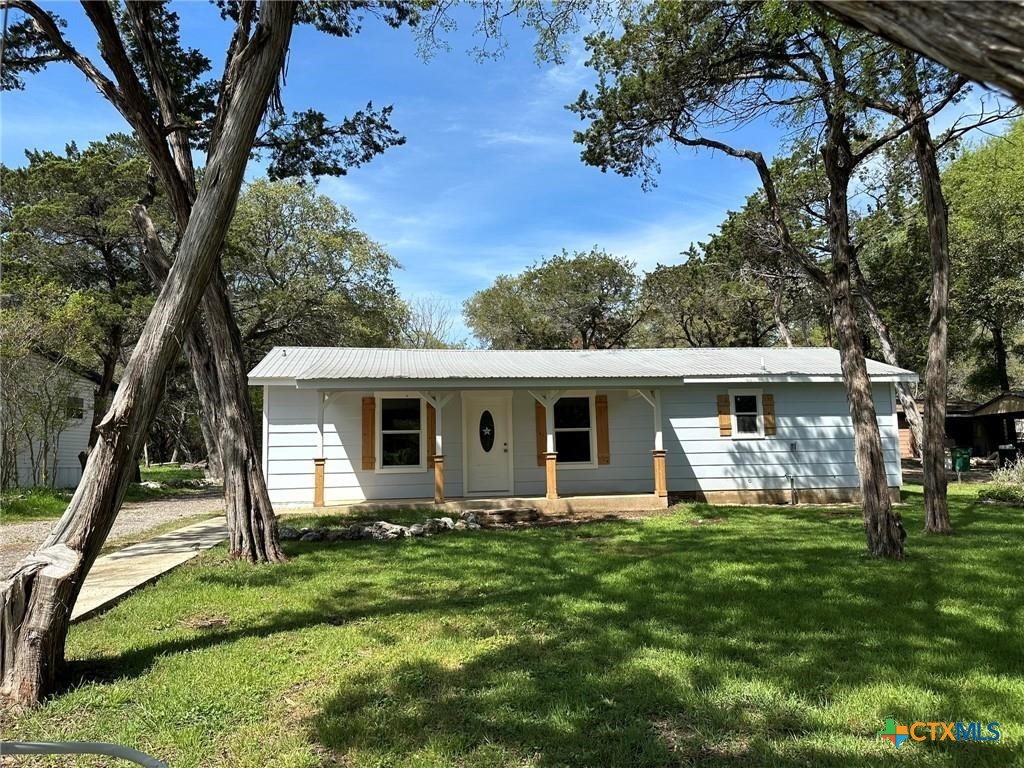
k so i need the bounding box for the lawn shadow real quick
[58,498,1024,767]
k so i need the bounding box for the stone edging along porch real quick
[284,492,670,519]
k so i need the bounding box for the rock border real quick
[280,511,483,543]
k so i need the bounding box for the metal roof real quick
[249,346,917,388]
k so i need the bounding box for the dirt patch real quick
[181,612,231,630]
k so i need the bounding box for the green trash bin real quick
[951,447,972,472]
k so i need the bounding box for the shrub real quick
[978,457,1024,506]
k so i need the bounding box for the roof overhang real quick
[249,372,918,389]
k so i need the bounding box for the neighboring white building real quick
[3,356,96,489]
[248,347,914,511]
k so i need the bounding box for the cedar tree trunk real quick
[812,1,1024,104]
[908,101,952,534]
[853,260,924,457]
[823,120,905,559]
[0,1,296,708]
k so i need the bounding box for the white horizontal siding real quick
[512,389,654,496]
[262,381,902,506]
[264,387,463,506]
[13,374,94,489]
[663,382,901,493]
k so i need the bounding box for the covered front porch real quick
[306,386,671,509]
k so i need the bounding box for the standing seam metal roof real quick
[248,346,916,383]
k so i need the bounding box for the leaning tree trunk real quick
[204,271,284,562]
[812,1,1024,104]
[823,122,905,559]
[909,100,952,534]
[853,260,924,457]
[0,4,296,708]
[133,204,227,484]
[133,204,281,562]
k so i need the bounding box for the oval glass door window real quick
[479,410,495,452]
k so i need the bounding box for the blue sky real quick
[0,3,998,343]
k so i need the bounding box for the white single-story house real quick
[248,347,916,512]
[4,355,96,489]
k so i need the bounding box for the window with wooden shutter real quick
[595,394,610,465]
[535,400,546,466]
[426,403,436,467]
[717,395,732,437]
[361,396,375,470]
[762,393,776,435]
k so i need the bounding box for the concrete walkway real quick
[72,516,226,621]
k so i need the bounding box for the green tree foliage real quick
[944,120,1024,394]
[224,179,407,366]
[0,136,156,416]
[464,249,645,349]
[0,281,103,487]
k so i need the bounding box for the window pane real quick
[65,397,84,420]
[381,398,420,431]
[556,430,591,463]
[382,433,420,467]
[734,395,757,414]
[736,414,759,434]
[554,397,590,429]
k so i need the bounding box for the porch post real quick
[529,390,562,500]
[434,399,445,503]
[433,455,445,504]
[544,394,558,499]
[313,458,326,507]
[314,391,326,507]
[420,391,452,504]
[652,389,667,499]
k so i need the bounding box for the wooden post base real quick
[544,451,558,499]
[313,457,325,507]
[433,455,445,504]
[652,449,667,499]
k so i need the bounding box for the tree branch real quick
[669,129,829,286]
[2,0,125,111]
[79,1,193,228]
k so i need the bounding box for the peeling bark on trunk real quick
[823,123,905,559]
[0,2,296,708]
[993,325,1011,393]
[854,261,923,457]
[133,205,226,483]
[132,206,281,562]
[204,271,284,563]
[772,283,794,347]
[813,1,1024,104]
[909,103,952,534]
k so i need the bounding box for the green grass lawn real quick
[8,484,1023,767]
[1,465,215,521]
[0,486,73,522]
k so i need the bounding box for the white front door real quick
[464,393,513,494]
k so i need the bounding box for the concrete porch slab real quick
[279,492,669,518]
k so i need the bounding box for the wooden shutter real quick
[762,393,776,436]
[361,396,375,470]
[535,400,546,466]
[595,394,610,465]
[426,402,436,467]
[717,394,732,437]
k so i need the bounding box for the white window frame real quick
[375,392,427,473]
[65,395,86,421]
[553,391,598,469]
[729,388,764,440]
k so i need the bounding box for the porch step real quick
[476,507,541,526]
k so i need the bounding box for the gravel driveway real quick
[1,494,224,574]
